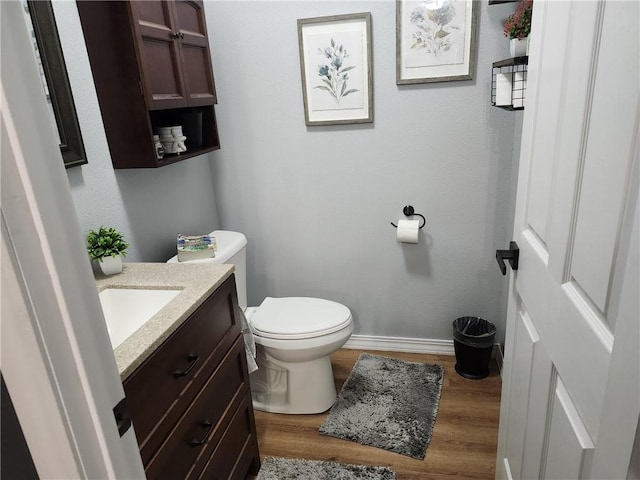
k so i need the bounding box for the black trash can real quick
[453,316,496,379]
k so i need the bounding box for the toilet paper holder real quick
[390,205,426,229]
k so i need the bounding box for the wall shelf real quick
[491,56,528,111]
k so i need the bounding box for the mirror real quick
[24,0,87,168]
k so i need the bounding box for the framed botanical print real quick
[297,13,373,126]
[396,0,477,84]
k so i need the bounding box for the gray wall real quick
[206,0,520,342]
[54,1,220,263]
[54,0,520,343]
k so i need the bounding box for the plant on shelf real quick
[504,0,533,57]
[86,226,129,275]
[503,0,533,40]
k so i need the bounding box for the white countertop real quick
[95,262,234,379]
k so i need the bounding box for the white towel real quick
[238,306,258,374]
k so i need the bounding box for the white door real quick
[1,1,145,478]
[496,1,639,479]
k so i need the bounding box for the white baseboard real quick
[344,335,504,378]
[343,335,455,355]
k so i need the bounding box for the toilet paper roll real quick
[495,73,513,106]
[396,219,419,244]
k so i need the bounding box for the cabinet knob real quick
[171,32,180,39]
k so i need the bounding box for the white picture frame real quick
[396,0,477,84]
[297,13,373,126]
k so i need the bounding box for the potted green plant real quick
[86,226,129,275]
[504,0,533,57]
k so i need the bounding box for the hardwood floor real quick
[252,349,502,479]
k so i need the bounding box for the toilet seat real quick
[250,297,352,340]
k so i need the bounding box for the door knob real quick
[496,241,519,275]
[112,398,131,437]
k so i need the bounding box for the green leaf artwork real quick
[315,39,359,104]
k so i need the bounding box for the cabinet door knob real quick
[171,32,180,39]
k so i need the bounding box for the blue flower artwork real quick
[314,38,359,104]
[299,13,371,124]
[407,0,466,66]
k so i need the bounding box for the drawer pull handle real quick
[173,353,199,378]
[189,419,214,447]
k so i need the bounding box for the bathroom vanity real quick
[96,263,260,479]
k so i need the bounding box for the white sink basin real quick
[99,288,181,349]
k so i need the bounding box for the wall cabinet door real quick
[129,0,216,110]
[172,0,217,106]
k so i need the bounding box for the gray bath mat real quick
[319,353,444,459]
[257,456,396,480]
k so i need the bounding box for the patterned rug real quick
[319,353,444,459]
[256,457,396,480]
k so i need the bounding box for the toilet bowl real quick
[167,230,353,414]
[246,296,353,414]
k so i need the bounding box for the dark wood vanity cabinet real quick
[77,1,220,169]
[123,275,260,479]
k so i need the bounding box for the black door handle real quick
[112,397,131,437]
[496,241,519,275]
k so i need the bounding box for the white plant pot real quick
[510,38,528,57]
[99,255,123,275]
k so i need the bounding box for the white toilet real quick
[168,230,353,414]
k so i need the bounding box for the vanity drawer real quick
[124,275,240,464]
[195,394,258,480]
[144,337,248,480]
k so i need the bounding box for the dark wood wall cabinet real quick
[123,275,261,479]
[77,1,220,169]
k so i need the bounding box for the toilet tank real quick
[167,230,248,311]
